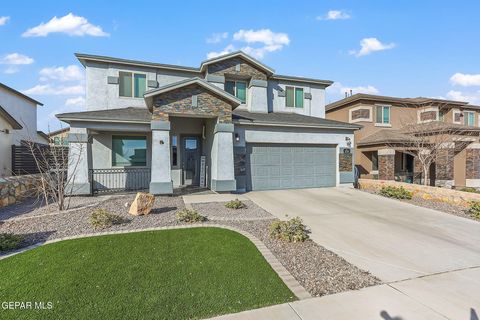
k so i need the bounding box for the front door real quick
[182,136,201,186]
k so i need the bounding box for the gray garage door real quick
[246,143,336,191]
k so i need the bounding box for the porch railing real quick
[89,168,151,194]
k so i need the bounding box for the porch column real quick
[466,143,480,187]
[211,123,236,192]
[66,127,91,195]
[435,142,455,188]
[378,149,395,180]
[150,120,173,194]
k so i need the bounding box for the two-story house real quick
[326,93,480,188]
[56,51,360,195]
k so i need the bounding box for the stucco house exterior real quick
[326,93,480,188]
[57,51,359,195]
[0,82,45,177]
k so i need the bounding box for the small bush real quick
[269,217,309,243]
[379,186,413,200]
[176,209,206,223]
[0,233,24,251]
[460,187,480,194]
[468,201,480,218]
[90,209,126,230]
[225,199,246,210]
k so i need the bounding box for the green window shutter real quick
[383,107,390,124]
[295,88,304,108]
[225,81,235,96]
[236,82,246,103]
[376,106,383,123]
[112,136,147,167]
[286,87,294,107]
[134,74,146,98]
[119,72,132,97]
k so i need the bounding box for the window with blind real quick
[285,86,304,108]
[119,72,146,98]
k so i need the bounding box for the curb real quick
[0,224,312,300]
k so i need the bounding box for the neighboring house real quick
[56,51,359,195]
[326,93,480,188]
[0,83,44,177]
[48,127,70,146]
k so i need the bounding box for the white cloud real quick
[0,53,34,65]
[349,37,395,57]
[327,82,379,100]
[65,96,85,107]
[450,73,480,87]
[3,66,18,74]
[39,65,84,82]
[22,13,109,37]
[317,10,351,21]
[446,90,480,104]
[206,32,228,44]
[23,84,85,95]
[206,44,236,59]
[0,16,10,26]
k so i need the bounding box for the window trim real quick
[374,104,391,126]
[285,86,304,108]
[118,71,147,99]
[225,80,247,104]
[111,134,148,168]
[349,105,373,123]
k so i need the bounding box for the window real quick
[225,80,247,103]
[119,72,146,98]
[376,105,390,124]
[53,137,60,145]
[112,135,147,167]
[439,109,445,122]
[464,111,475,126]
[371,152,378,171]
[285,86,304,108]
[171,136,178,166]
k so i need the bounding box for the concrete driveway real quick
[246,187,480,283]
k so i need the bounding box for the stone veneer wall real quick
[378,154,394,180]
[339,152,353,172]
[0,174,42,207]
[152,84,233,123]
[436,148,454,180]
[466,149,480,179]
[207,57,267,81]
[357,178,480,208]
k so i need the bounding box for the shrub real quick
[0,233,24,251]
[269,217,309,243]
[460,187,480,194]
[176,209,206,223]
[379,186,413,200]
[468,201,480,218]
[90,209,126,230]
[225,199,246,210]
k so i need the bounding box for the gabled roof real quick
[48,127,70,137]
[56,107,151,124]
[144,77,242,111]
[233,109,361,130]
[357,129,419,147]
[0,82,43,106]
[199,51,275,75]
[326,93,468,112]
[0,105,22,129]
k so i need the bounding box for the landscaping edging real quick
[0,224,312,300]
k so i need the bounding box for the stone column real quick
[378,149,395,181]
[466,143,480,187]
[66,127,91,195]
[211,123,236,192]
[435,143,455,188]
[149,120,173,194]
[247,80,268,113]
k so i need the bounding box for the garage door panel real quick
[247,143,336,191]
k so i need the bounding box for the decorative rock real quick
[129,193,155,216]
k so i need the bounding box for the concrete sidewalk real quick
[210,266,480,320]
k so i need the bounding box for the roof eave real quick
[199,51,275,75]
[233,119,360,130]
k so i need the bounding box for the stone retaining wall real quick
[358,178,480,208]
[0,174,42,207]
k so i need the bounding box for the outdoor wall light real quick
[234,133,240,142]
[159,140,164,145]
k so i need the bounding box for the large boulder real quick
[129,192,155,216]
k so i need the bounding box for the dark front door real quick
[182,136,201,186]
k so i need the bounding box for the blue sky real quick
[1,0,479,131]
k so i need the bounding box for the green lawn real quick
[0,227,295,320]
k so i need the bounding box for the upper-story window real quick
[464,111,475,126]
[439,109,446,122]
[225,80,246,103]
[375,105,390,124]
[119,72,146,98]
[285,86,304,108]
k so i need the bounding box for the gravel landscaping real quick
[1,194,380,298]
[362,189,479,222]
